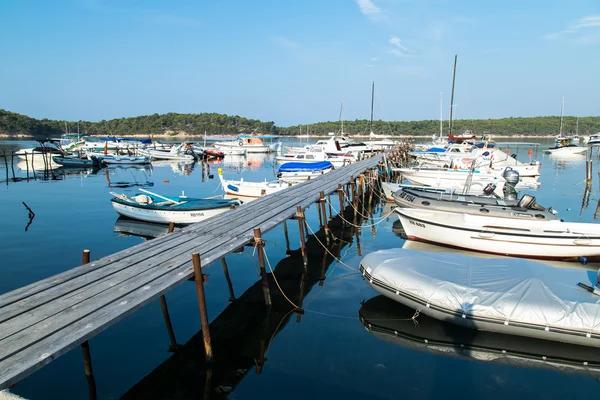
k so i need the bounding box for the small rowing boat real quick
[276,161,334,182]
[110,188,239,224]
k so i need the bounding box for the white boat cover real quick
[361,248,600,338]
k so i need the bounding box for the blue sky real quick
[1,0,599,126]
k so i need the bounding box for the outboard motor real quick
[503,184,518,201]
[503,167,520,187]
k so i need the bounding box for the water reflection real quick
[359,295,600,379]
[122,205,362,399]
[151,160,196,176]
[207,153,275,172]
[113,217,171,240]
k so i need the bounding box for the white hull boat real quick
[276,161,334,182]
[360,248,600,348]
[391,168,507,196]
[214,136,271,153]
[90,153,152,165]
[380,182,501,201]
[218,172,292,198]
[544,145,587,155]
[397,207,600,261]
[111,190,239,224]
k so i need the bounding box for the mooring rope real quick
[327,196,396,228]
[303,219,359,273]
[263,247,299,309]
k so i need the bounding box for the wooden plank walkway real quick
[0,154,383,389]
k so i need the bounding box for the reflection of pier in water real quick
[122,205,363,399]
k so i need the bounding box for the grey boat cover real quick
[361,249,600,336]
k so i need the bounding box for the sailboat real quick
[545,97,586,155]
[447,55,475,144]
[296,125,311,139]
[569,117,581,143]
[364,81,395,150]
[367,81,391,139]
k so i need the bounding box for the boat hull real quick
[218,174,291,198]
[397,208,600,261]
[111,201,232,224]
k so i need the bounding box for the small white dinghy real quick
[397,207,600,261]
[360,248,600,347]
[218,168,292,198]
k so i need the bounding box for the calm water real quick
[1,138,600,399]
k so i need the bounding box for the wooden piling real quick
[168,222,175,233]
[317,197,323,227]
[296,270,307,322]
[327,194,333,220]
[82,249,90,265]
[10,153,15,181]
[283,220,291,254]
[191,252,213,362]
[159,295,180,352]
[295,206,308,267]
[319,191,330,243]
[24,152,29,181]
[253,228,272,307]
[81,341,97,400]
[337,184,344,211]
[220,258,236,301]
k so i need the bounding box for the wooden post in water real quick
[159,295,180,352]
[24,152,29,181]
[253,228,272,306]
[349,175,355,203]
[3,154,8,185]
[220,258,236,301]
[283,220,291,255]
[168,222,175,233]
[327,194,333,221]
[317,197,323,227]
[296,270,307,323]
[319,191,330,243]
[337,184,345,212]
[191,252,213,362]
[79,249,97,400]
[81,341,97,400]
[295,206,308,267]
[10,153,15,181]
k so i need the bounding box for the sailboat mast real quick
[340,97,345,135]
[370,81,375,134]
[440,91,443,139]
[576,116,579,135]
[449,54,457,137]
[559,96,564,137]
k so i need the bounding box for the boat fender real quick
[227,184,239,192]
[238,140,244,146]
[208,174,214,179]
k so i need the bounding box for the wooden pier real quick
[0,154,384,390]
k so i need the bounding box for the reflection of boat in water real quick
[150,160,196,176]
[359,295,600,379]
[122,205,362,399]
[113,216,171,240]
[207,152,272,170]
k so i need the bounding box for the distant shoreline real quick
[0,133,561,140]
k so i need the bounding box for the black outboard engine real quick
[503,184,518,201]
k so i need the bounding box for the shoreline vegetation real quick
[1,109,599,140]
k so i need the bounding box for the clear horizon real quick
[1,0,599,126]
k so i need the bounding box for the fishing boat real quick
[380,182,498,201]
[393,187,558,220]
[276,146,354,167]
[214,135,271,153]
[360,248,600,347]
[359,295,600,378]
[52,155,102,167]
[218,170,292,198]
[396,207,600,261]
[276,161,334,182]
[110,189,240,224]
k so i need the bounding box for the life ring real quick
[238,140,244,146]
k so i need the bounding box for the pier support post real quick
[295,206,308,267]
[296,270,307,322]
[168,222,175,233]
[221,258,236,301]
[253,228,272,307]
[337,184,345,213]
[283,220,291,255]
[82,249,90,265]
[327,194,333,221]
[81,341,97,400]
[319,191,330,244]
[191,252,214,362]
[24,153,29,181]
[317,198,323,227]
[159,295,181,352]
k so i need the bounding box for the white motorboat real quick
[139,143,198,161]
[214,135,271,153]
[380,182,498,202]
[276,161,334,182]
[276,146,354,167]
[88,153,152,165]
[360,248,600,347]
[587,133,600,146]
[397,207,600,261]
[393,187,558,220]
[393,167,507,195]
[544,144,587,155]
[218,169,292,198]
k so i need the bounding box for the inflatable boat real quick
[360,248,600,347]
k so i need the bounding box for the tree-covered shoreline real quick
[1,109,599,139]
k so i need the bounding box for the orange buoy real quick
[528,149,533,156]
[454,164,458,170]
[506,148,511,154]
[163,180,169,183]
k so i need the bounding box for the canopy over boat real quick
[360,248,600,347]
[278,161,333,173]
